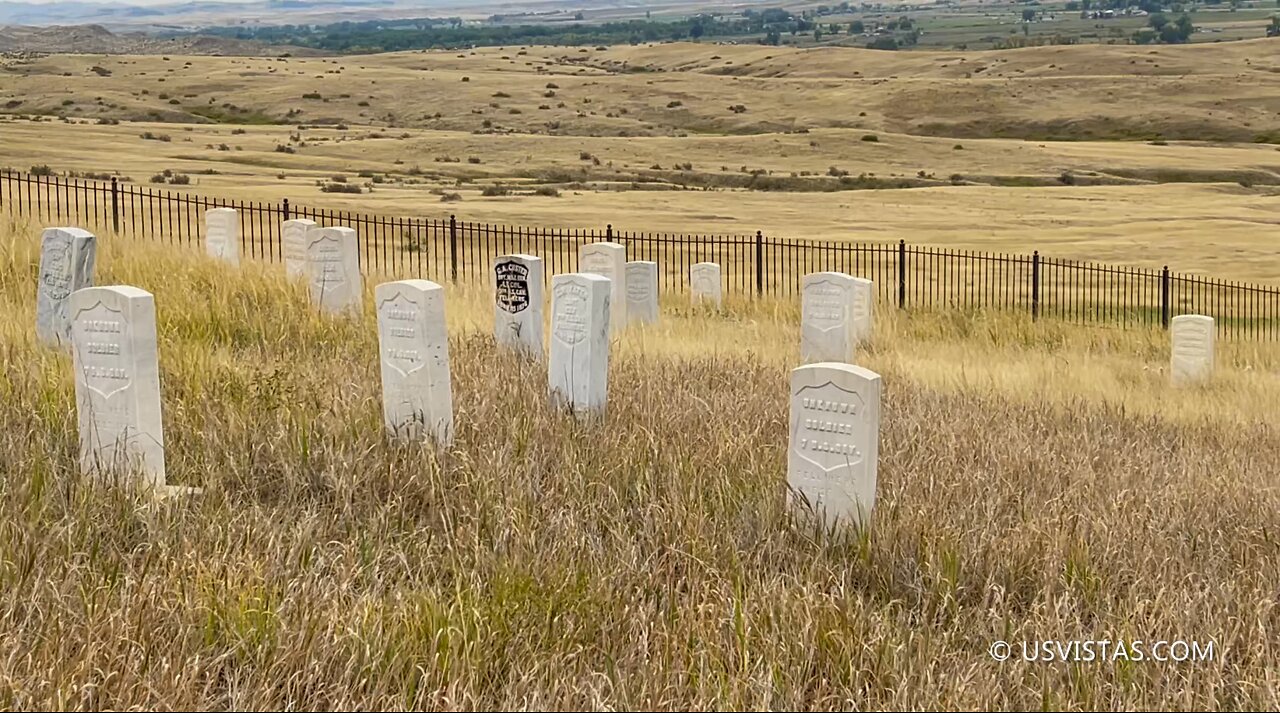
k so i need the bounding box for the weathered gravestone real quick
[788,362,881,530]
[549,273,611,417]
[579,242,626,333]
[376,280,454,444]
[36,227,96,347]
[690,262,722,309]
[282,218,317,278]
[1170,314,1215,385]
[493,254,544,357]
[625,260,658,324]
[304,227,363,315]
[205,207,240,266]
[69,285,167,485]
[801,272,873,362]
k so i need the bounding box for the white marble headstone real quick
[493,254,544,358]
[579,242,627,333]
[549,273,611,418]
[1171,314,1214,385]
[801,272,866,363]
[850,276,874,345]
[69,285,166,485]
[376,280,453,445]
[690,262,722,309]
[625,260,658,324]
[36,227,96,347]
[205,207,240,266]
[788,362,881,530]
[282,218,317,278]
[304,226,363,315]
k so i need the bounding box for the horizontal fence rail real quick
[3,169,1279,341]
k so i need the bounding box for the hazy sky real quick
[16,0,265,4]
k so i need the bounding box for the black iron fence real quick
[3,169,1279,340]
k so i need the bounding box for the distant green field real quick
[767,1,1278,50]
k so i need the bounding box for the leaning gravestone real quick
[549,273,611,417]
[690,262,722,309]
[625,260,658,324]
[205,207,240,266]
[304,227,363,315]
[493,254,544,358]
[788,362,881,530]
[282,218,317,278]
[801,272,871,363]
[1170,314,1215,385]
[36,227,96,347]
[376,280,453,444]
[69,285,167,486]
[579,242,626,333]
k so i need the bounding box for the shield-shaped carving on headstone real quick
[792,380,865,474]
[380,293,424,378]
[553,282,589,346]
[803,279,848,335]
[495,261,531,315]
[74,300,132,400]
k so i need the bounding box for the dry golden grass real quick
[2,212,1280,708]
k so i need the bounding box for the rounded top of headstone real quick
[497,253,542,263]
[72,284,152,300]
[803,271,856,285]
[556,272,612,285]
[43,226,95,239]
[792,362,881,383]
[1171,314,1214,326]
[376,279,444,296]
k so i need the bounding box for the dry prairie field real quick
[1,39,1279,279]
[3,24,1280,711]
[3,211,1280,709]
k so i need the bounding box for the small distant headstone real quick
[36,227,96,347]
[690,262,722,308]
[205,207,240,266]
[625,260,658,324]
[282,218,317,278]
[788,362,881,530]
[549,273,611,417]
[579,241,626,333]
[376,280,453,444]
[493,254,544,358]
[801,272,871,362]
[1171,314,1215,385]
[304,226,363,315]
[69,285,166,486]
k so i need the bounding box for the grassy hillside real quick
[1,39,1277,282]
[2,212,1279,707]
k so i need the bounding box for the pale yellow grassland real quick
[3,210,1280,709]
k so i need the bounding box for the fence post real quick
[755,230,764,297]
[897,239,907,309]
[449,215,459,285]
[1031,251,1041,321]
[606,224,613,241]
[282,197,290,222]
[1161,265,1170,330]
[110,177,119,234]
